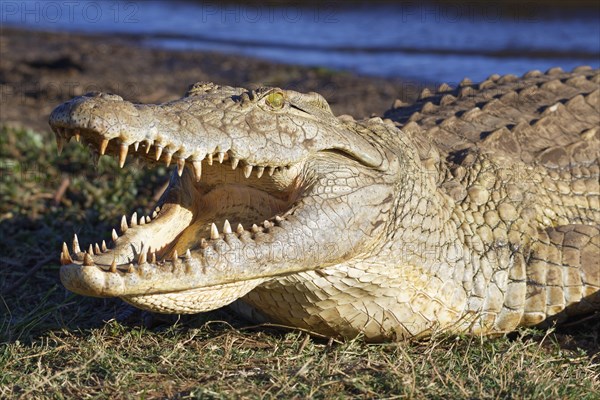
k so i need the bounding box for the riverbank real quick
[0,27,422,133]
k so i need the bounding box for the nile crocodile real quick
[49,67,599,341]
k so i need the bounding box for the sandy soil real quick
[0,27,424,133]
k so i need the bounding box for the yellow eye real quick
[265,91,285,110]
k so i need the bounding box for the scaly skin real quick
[49,67,599,341]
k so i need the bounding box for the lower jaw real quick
[121,277,268,314]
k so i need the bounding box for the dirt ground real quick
[0,27,424,133]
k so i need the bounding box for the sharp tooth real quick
[110,259,117,272]
[139,216,146,225]
[236,223,244,234]
[210,223,219,240]
[145,140,153,154]
[172,250,178,260]
[134,141,140,152]
[121,215,128,233]
[112,229,118,241]
[83,252,94,266]
[155,146,163,161]
[131,212,138,226]
[164,152,172,167]
[146,214,151,222]
[263,220,272,229]
[176,158,185,176]
[155,206,161,213]
[207,153,213,165]
[223,219,232,234]
[251,224,260,233]
[192,161,202,181]
[151,251,157,264]
[256,166,265,178]
[101,240,107,252]
[94,243,101,254]
[99,138,109,155]
[55,134,66,155]
[73,234,81,253]
[127,263,134,273]
[74,130,81,142]
[243,164,253,178]
[268,166,276,176]
[118,143,128,168]
[185,249,191,258]
[231,157,239,169]
[88,244,94,255]
[138,243,147,264]
[61,242,73,264]
[217,152,225,163]
[152,210,158,219]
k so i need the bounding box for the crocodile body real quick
[49,67,599,341]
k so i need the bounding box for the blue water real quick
[2,1,599,83]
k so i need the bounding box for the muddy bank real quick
[0,27,423,133]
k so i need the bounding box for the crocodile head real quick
[49,83,409,313]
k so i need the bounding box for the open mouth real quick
[52,123,306,310]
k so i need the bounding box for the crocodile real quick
[49,66,599,341]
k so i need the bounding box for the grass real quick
[1,126,599,399]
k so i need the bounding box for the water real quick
[2,1,599,83]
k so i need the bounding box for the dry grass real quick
[1,126,599,399]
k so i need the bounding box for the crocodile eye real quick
[265,91,285,110]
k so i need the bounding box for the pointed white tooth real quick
[217,152,225,163]
[192,161,202,181]
[185,249,191,258]
[251,224,260,233]
[176,158,185,176]
[110,259,117,273]
[152,210,158,219]
[62,242,73,264]
[55,134,66,155]
[138,243,147,264]
[210,223,219,240]
[275,215,283,222]
[134,141,140,152]
[118,143,128,168]
[131,212,138,226]
[140,216,146,225]
[73,234,81,253]
[243,164,253,178]
[94,243,101,254]
[207,153,213,165]
[231,157,239,169]
[236,223,244,234]
[87,244,94,255]
[268,166,276,176]
[164,152,172,167]
[145,140,153,154]
[223,220,232,234]
[99,138,109,155]
[155,145,163,161]
[151,251,157,264]
[112,229,118,241]
[155,206,161,213]
[146,214,151,222]
[101,240,107,252]
[74,130,81,142]
[121,215,128,233]
[256,166,265,178]
[83,252,94,266]
[263,220,272,228]
[127,263,134,273]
